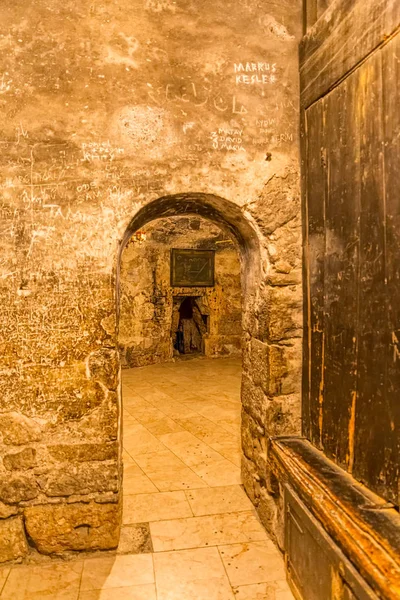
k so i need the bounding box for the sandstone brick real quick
[257,285,302,342]
[0,517,28,563]
[3,447,37,471]
[48,443,117,463]
[241,374,267,425]
[24,501,121,554]
[0,412,42,446]
[266,339,302,396]
[0,474,38,504]
[117,523,153,554]
[248,338,269,389]
[241,456,258,504]
[0,501,18,519]
[87,348,120,391]
[257,488,279,543]
[265,394,301,437]
[43,462,119,497]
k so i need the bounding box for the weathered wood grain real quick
[300,0,400,108]
[381,33,400,505]
[304,100,327,448]
[270,437,400,600]
[321,74,360,469]
[353,51,390,501]
[301,109,311,436]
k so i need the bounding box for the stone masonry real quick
[0,0,302,560]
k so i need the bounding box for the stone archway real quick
[116,192,302,545]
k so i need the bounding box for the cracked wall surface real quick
[0,0,302,560]
[118,216,242,367]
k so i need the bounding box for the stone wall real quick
[0,0,302,561]
[118,216,242,367]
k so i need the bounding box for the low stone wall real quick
[0,350,122,562]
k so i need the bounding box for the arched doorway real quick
[114,192,301,550]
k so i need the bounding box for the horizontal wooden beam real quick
[270,437,400,600]
[299,0,400,108]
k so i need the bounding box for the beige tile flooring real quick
[0,357,294,600]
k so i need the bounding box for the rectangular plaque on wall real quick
[170,249,215,287]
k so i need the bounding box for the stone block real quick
[257,285,302,342]
[43,462,119,497]
[241,375,267,425]
[24,501,122,554]
[0,412,42,445]
[241,410,266,471]
[87,348,120,391]
[48,443,118,463]
[0,501,18,519]
[265,394,301,437]
[117,523,153,554]
[256,488,279,542]
[0,517,28,563]
[241,456,258,504]
[266,339,302,396]
[248,338,269,390]
[0,474,38,504]
[3,448,37,471]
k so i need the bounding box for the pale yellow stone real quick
[80,555,154,591]
[123,424,165,456]
[186,485,253,515]
[193,458,242,487]
[232,583,276,599]
[79,584,157,600]
[153,547,234,600]
[134,449,187,474]
[219,541,285,587]
[150,511,268,551]
[0,568,10,594]
[123,490,192,524]
[1,562,83,600]
[159,431,224,467]
[148,466,208,491]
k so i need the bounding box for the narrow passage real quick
[0,358,293,600]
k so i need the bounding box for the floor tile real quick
[150,511,268,551]
[123,424,166,456]
[219,541,285,586]
[80,555,153,591]
[123,491,192,524]
[186,485,253,515]
[134,450,187,475]
[1,562,83,600]
[117,523,153,554]
[159,431,225,468]
[148,466,209,491]
[144,416,184,437]
[0,569,10,594]
[232,581,294,600]
[78,584,157,600]
[192,457,242,486]
[232,583,277,599]
[123,472,159,494]
[154,547,234,600]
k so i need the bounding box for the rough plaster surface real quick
[0,0,302,559]
[118,216,242,367]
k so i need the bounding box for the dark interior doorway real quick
[172,296,208,356]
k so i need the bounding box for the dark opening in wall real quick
[172,296,209,356]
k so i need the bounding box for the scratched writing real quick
[81,141,124,162]
[210,129,245,151]
[149,79,248,115]
[251,131,294,146]
[234,62,277,85]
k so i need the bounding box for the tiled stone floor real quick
[0,357,294,600]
